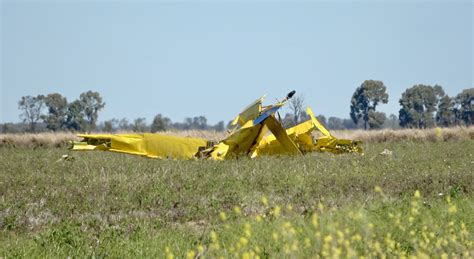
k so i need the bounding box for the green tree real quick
[103,121,113,132]
[79,91,105,131]
[436,95,455,127]
[1,123,22,133]
[150,114,171,133]
[118,118,131,131]
[398,85,445,128]
[214,121,225,132]
[350,80,389,130]
[327,117,344,130]
[102,118,118,132]
[18,95,45,132]
[382,114,400,129]
[65,100,86,131]
[316,115,327,127]
[368,111,386,129]
[342,118,359,129]
[454,88,473,125]
[186,116,208,130]
[43,93,68,131]
[132,118,147,132]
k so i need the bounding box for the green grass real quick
[1,140,473,257]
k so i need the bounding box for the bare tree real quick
[118,118,131,131]
[18,95,45,132]
[288,94,305,126]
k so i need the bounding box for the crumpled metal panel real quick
[72,133,208,159]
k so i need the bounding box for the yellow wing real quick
[72,133,208,159]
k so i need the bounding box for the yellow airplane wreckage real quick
[72,91,363,160]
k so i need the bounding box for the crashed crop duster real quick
[72,91,363,160]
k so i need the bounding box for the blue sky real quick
[1,0,472,124]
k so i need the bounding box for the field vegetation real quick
[0,136,473,257]
[1,126,473,148]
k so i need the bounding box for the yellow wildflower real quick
[374,185,383,193]
[324,235,333,243]
[239,237,248,246]
[219,211,227,221]
[233,206,242,215]
[186,251,195,259]
[272,232,279,241]
[311,213,319,227]
[448,205,457,214]
[273,206,281,217]
[210,231,218,242]
[414,190,421,199]
[197,245,204,253]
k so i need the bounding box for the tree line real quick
[15,91,105,132]
[100,115,226,133]
[269,81,472,130]
[3,90,226,133]
[348,81,472,129]
[1,82,472,133]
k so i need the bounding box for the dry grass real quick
[160,129,227,141]
[0,132,80,148]
[1,126,473,148]
[332,126,474,143]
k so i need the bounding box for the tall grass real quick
[0,126,473,148]
[333,126,474,143]
[0,132,79,148]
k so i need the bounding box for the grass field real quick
[1,139,473,257]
